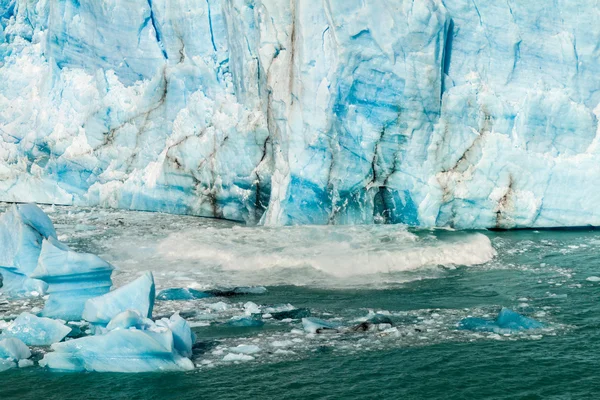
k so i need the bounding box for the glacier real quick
[1,0,599,228]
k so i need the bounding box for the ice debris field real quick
[0,203,560,373]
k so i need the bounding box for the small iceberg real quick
[0,312,71,346]
[0,204,57,296]
[40,310,195,373]
[458,308,544,334]
[227,316,265,328]
[229,345,261,355]
[0,338,32,371]
[302,317,340,334]
[31,238,114,320]
[82,272,155,326]
[156,288,214,301]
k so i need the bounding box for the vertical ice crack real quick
[147,0,167,59]
[206,0,218,53]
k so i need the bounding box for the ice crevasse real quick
[1,0,599,228]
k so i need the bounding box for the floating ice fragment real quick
[0,204,57,296]
[458,308,544,334]
[18,359,34,368]
[40,310,194,373]
[302,317,340,334]
[223,353,254,362]
[82,272,155,326]
[227,316,264,328]
[31,238,114,320]
[0,338,31,361]
[156,288,214,301]
[156,313,196,358]
[229,345,261,354]
[1,312,71,346]
[207,301,229,312]
[0,359,15,372]
[244,301,261,315]
[586,276,600,282]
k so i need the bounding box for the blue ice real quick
[40,310,195,373]
[1,312,71,346]
[156,288,214,301]
[302,318,340,334]
[82,272,155,326]
[458,308,544,334]
[0,204,57,296]
[31,238,114,320]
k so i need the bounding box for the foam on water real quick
[153,225,496,278]
[13,205,495,288]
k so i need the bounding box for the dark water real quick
[2,207,600,399]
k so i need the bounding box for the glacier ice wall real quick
[1,0,599,228]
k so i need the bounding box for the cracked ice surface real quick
[2,1,600,228]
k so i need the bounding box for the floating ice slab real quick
[156,313,196,358]
[41,310,194,373]
[0,204,57,296]
[0,338,31,362]
[227,316,264,328]
[302,318,340,334]
[156,288,214,301]
[229,345,261,355]
[0,359,15,372]
[1,312,71,346]
[31,238,114,320]
[223,353,254,362]
[82,272,155,326]
[458,308,544,334]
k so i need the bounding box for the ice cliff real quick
[1,0,599,228]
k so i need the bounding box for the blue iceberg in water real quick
[0,338,31,362]
[156,288,214,301]
[31,238,114,321]
[0,204,57,296]
[0,312,71,346]
[458,308,544,334]
[302,318,340,334]
[156,313,196,358]
[227,316,265,328]
[40,310,195,373]
[82,272,155,326]
[156,286,267,301]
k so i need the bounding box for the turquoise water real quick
[2,207,600,399]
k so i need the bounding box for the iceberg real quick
[156,288,214,301]
[0,338,31,362]
[302,318,340,334]
[82,272,155,326]
[0,204,56,296]
[227,316,264,328]
[31,238,114,320]
[0,312,71,346]
[40,310,195,373]
[458,308,544,334]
